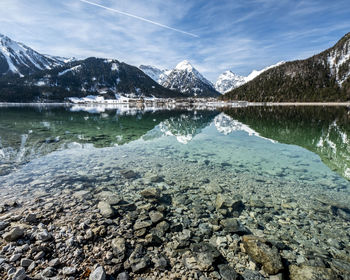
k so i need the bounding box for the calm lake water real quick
[0,104,350,272]
[1,105,349,185]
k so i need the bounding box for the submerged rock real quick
[289,265,336,280]
[121,170,138,179]
[218,264,239,280]
[111,237,126,262]
[97,201,115,218]
[220,218,250,235]
[149,210,164,223]
[0,221,9,230]
[242,235,284,275]
[140,187,160,200]
[190,242,222,271]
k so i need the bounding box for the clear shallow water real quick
[1,105,350,270]
[1,104,350,278]
[0,105,349,188]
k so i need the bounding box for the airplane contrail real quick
[78,0,199,38]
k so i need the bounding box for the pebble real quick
[34,251,45,260]
[12,267,26,280]
[20,258,33,267]
[9,253,22,262]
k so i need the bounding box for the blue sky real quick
[1,0,350,81]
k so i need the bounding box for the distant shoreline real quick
[246,102,350,106]
[0,101,350,107]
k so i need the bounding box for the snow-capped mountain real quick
[0,33,65,77]
[160,60,219,97]
[139,65,170,84]
[18,57,181,99]
[215,71,246,94]
[215,62,285,94]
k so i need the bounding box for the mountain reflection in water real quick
[0,105,349,181]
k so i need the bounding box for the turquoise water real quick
[0,105,350,188]
[1,105,349,200]
[1,104,349,278]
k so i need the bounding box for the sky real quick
[0,0,350,82]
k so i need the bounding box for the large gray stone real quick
[2,227,24,242]
[20,258,34,268]
[62,266,77,275]
[149,211,164,223]
[133,219,152,230]
[89,266,106,280]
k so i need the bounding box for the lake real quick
[0,104,349,279]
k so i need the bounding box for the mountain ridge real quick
[140,60,219,97]
[215,62,285,94]
[0,33,65,77]
[0,57,182,102]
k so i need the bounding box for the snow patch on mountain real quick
[111,63,119,71]
[245,61,285,82]
[58,65,82,76]
[327,40,350,85]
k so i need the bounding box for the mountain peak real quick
[215,71,246,94]
[175,60,194,71]
[160,60,218,97]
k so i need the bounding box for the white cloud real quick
[0,0,349,82]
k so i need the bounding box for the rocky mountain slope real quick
[140,61,220,97]
[222,33,350,102]
[138,65,170,85]
[0,33,64,77]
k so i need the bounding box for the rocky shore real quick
[1,168,350,280]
